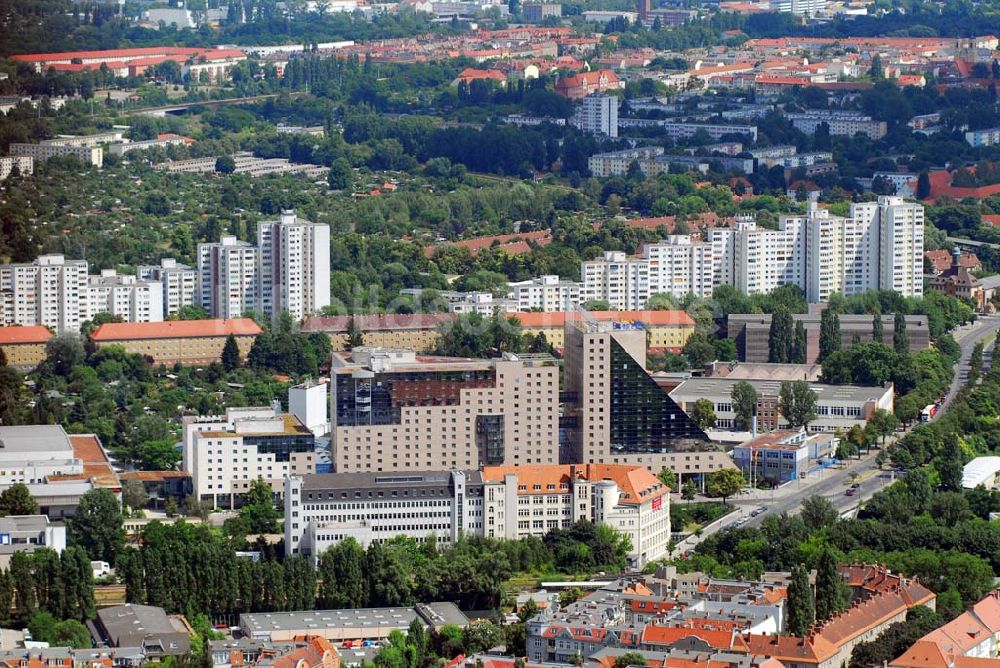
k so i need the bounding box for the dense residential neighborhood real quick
[4,0,1000,667]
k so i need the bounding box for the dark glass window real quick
[609,337,708,452]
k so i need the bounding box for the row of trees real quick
[117,517,632,618]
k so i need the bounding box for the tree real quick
[872,313,884,344]
[800,495,838,530]
[615,653,650,668]
[656,468,677,491]
[136,439,181,470]
[786,565,815,637]
[730,381,758,432]
[691,398,716,431]
[328,158,354,191]
[938,434,965,492]
[462,620,504,654]
[346,316,365,350]
[43,335,85,377]
[318,538,368,608]
[819,308,840,362]
[221,334,241,372]
[122,480,149,511]
[777,380,818,429]
[66,488,124,563]
[683,331,716,368]
[215,155,236,174]
[707,468,745,504]
[815,549,847,622]
[0,483,39,516]
[682,479,698,501]
[916,171,931,200]
[893,313,909,354]
[792,320,807,364]
[869,409,899,444]
[239,479,280,534]
[768,307,794,363]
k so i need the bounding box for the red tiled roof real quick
[642,626,749,652]
[65,434,119,488]
[512,310,696,328]
[456,67,507,82]
[746,634,839,664]
[120,471,188,482]
[91,318,262,341]
[11,46,202,62]
[0,325,52,345]
[924,249,981,273]
[481,463,669,503]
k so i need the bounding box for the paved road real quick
[670,315,1000,557]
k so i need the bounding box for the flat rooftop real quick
[670,377,891,403]
[301,469,482,491]
[241,603,468,636]
[0,425,75,457]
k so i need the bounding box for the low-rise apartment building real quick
[184,405,317,508]
[0,156,33,180]
[10,142,103,167]
[301,314,454,352]
[669,377,895,433]
[0,325,52,370]
[90,318,261,366]
[330,348,559,472]
[512,310,696,352]
[785,112,887,140]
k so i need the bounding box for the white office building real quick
[197,236,259,319]
[284,470,483,561]
[257,211,331,321]
[581,251,651,310]
[507,275,582,311]
[642,236,716,299]
[183,406,317,508]
[0,255,89,334]
[137,258,198,318]
[284,463,669,568]
[84,271,163,324]
[572,94,619,138]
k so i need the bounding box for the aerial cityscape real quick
[3,1,1000,667]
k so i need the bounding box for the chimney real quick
[952,246,962,270]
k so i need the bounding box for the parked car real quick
[845,487,857,496]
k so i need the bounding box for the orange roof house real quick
[554,69,623,99]
[891,593,1000,668]
[90,318,262,366]
[481,463,669,501]
[0,325,52,370]
[454,68,507,86]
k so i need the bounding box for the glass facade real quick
[476,415,505,464]
[609,338,709,452]
[335,369,495,426]
[242,433,315,462]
